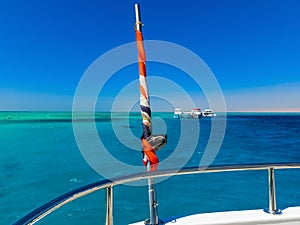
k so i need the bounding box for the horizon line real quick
[0,110,300,113]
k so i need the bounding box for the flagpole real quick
[134,4,159,225]
[134,4,143,31]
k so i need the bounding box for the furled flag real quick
[134,6,167,171]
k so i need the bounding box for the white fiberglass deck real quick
[130,206,300,225]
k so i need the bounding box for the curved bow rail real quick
[12,163,300,225]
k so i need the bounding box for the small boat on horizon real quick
[173,108,182,118]
[202,109,216,117]
[191,107,202,118]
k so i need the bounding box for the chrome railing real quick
[12,163,300,225]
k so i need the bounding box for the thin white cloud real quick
[224,82,300,112]
[0,88,73,111]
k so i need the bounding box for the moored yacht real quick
[191,108,202,118]
[173,108,182,118]
[202,109,216,117]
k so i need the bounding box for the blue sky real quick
[0,0,299,112]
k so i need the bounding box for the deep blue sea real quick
[1,112,300,225]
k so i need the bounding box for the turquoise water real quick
[1,112,300,225]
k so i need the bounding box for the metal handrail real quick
[12,162,300,225]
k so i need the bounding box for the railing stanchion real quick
[266,167,281,215]
[105,186,113,225]
[148,177,159,225]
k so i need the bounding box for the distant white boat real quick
[191,108,202,118]
[173,108,182,118]
[202,109,216,117]
[182,109,192,118]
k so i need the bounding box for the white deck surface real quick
[130,206,300,225]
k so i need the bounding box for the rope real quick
[134,21,144,30]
